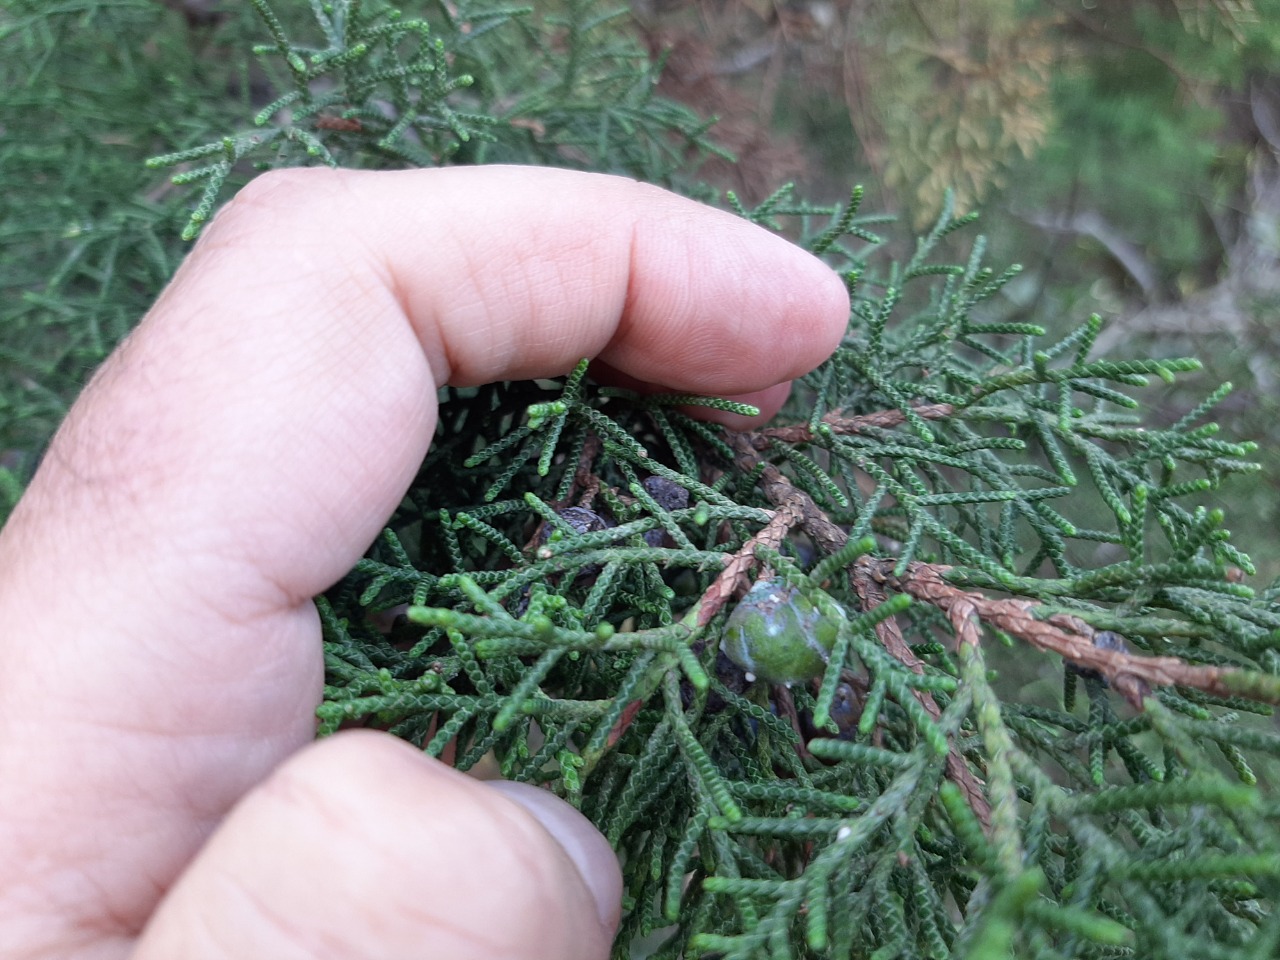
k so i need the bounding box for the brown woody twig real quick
[877,561,1274,710]
[759,403,955,444]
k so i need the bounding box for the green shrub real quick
[4,3,1280,957]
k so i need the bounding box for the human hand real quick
[0,166,850,959]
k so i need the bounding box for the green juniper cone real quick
[722,579,844,686]
[28,0,1280,956]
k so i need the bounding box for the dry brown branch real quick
[571,434,603,505]
[759,403,955,444]
[695,497,803,628]
[853,560,993,831]
[877,561,1273,709]
[728,432,848,555]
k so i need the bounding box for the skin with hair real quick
[0,166,849,959]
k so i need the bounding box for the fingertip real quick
[133,732,617,960]
[605,202,851,394]
[813,258,853,351]
[776,250,851,377]
[484,780,622,935]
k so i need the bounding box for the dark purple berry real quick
[642,475,690,513]
[1067,630,1129,686]
[540,506,612,543]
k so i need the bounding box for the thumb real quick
[131,731,621,960]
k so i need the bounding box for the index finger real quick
[0,166,848,951]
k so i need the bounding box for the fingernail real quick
[485,780,623,933]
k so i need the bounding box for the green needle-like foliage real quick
[144,0,725,239]
[8,2,1280,958]
[323,185,1280,959]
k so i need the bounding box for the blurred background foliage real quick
[634,0,1280,580]
[2,0,1279,580]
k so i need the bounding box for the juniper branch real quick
[882,562,1280,710]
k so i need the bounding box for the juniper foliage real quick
[9,2,1280,958]
[145,0,725,239]
[0,0,211,505]
[323,185,1280,959]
